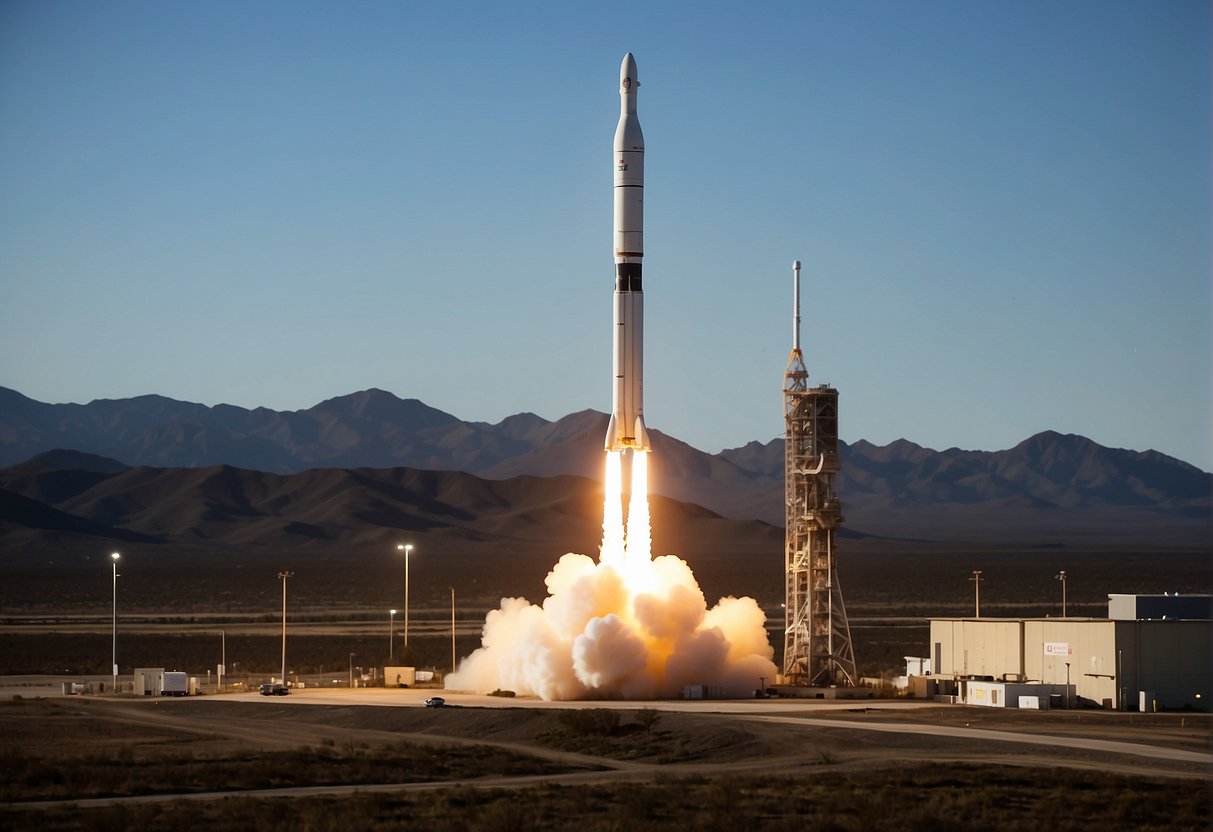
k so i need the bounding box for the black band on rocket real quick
[615,263,643,292]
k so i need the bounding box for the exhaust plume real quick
[447,450,777,700]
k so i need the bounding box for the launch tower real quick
[782,260,857,686]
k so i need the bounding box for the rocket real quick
[605,52,651,453]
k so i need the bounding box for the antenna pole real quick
[792,260,801,352]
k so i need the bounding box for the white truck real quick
[160,671,189,696]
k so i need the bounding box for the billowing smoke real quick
[447,451,778,700]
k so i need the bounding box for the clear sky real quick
[1,1,1209,470]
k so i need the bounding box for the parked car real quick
[424,696,446,708]
[259,683,289,696]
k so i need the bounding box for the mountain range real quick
[1,386,1209,547]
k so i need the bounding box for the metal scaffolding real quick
[783,261,856,687]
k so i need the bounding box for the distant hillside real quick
[0,455,781,557]
[1,387,1208,546]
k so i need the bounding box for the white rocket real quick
[605,52,651,453]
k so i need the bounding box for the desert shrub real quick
[558,708,621,736]
[9,770,1210,831]
[473,794,531,832]
[633,708,660,734]
[620,785,662,821]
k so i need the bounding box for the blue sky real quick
[1,1,1209,470]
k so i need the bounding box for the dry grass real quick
[538,708,771,764]
[8,768,1209,832]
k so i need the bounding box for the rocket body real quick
[606,52,650,452]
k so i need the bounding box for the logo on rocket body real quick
[607,52,650,452]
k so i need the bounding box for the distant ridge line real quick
[0,387,1208,546]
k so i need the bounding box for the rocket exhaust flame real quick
[601,450,625,559]
[445,55,776,700]
[625,451,651,560]
[599,450,651,593]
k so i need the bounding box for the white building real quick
[927,595,1210,710]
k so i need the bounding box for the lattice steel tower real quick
[783,260,856,686]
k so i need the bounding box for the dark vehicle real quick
[259,683,289,696]
[424,696,446,708]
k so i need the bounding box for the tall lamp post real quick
[450,586,456,676]
[218,629,226,692]
[969,570,983,618]
[389,609,397,661]
[348,652,356,689]
[1055,570,1067,617]
[397,544,414,653]
[110,552,121,692]
[278,571,293,685]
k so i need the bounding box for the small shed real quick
[132,668,165,696]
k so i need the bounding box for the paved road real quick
[743,714,1212,764]
[221,685,933,712]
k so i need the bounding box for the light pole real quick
[219,630,226,692]
[397,544,414,653]
[278,571,293,685]
[389,609,397,661]
[348,652,356,689]
[450,586,456,676]
[1055,570,1067,617]
[969,570,983,618]
[110,552,120,692]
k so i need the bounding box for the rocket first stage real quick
[605,52,651,453]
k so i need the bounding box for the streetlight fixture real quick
[969,570,983,618]
[389,609,397,661]
[348,652,356,689]
[1055,570,1067,617]
[110,552,120,692]
[397,544,414,651]
[278,571,293,685]
[450,586,456,676]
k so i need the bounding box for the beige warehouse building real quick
[928,595,1210,711]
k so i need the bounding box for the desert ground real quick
[1,686,1209,830]
[2,543,1208,828]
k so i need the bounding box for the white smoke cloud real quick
[447,452,778,700]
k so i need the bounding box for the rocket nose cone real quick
[620,53,638,91]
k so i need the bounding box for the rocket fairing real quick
[606,52,651,452]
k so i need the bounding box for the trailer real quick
[161,671,189,696]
